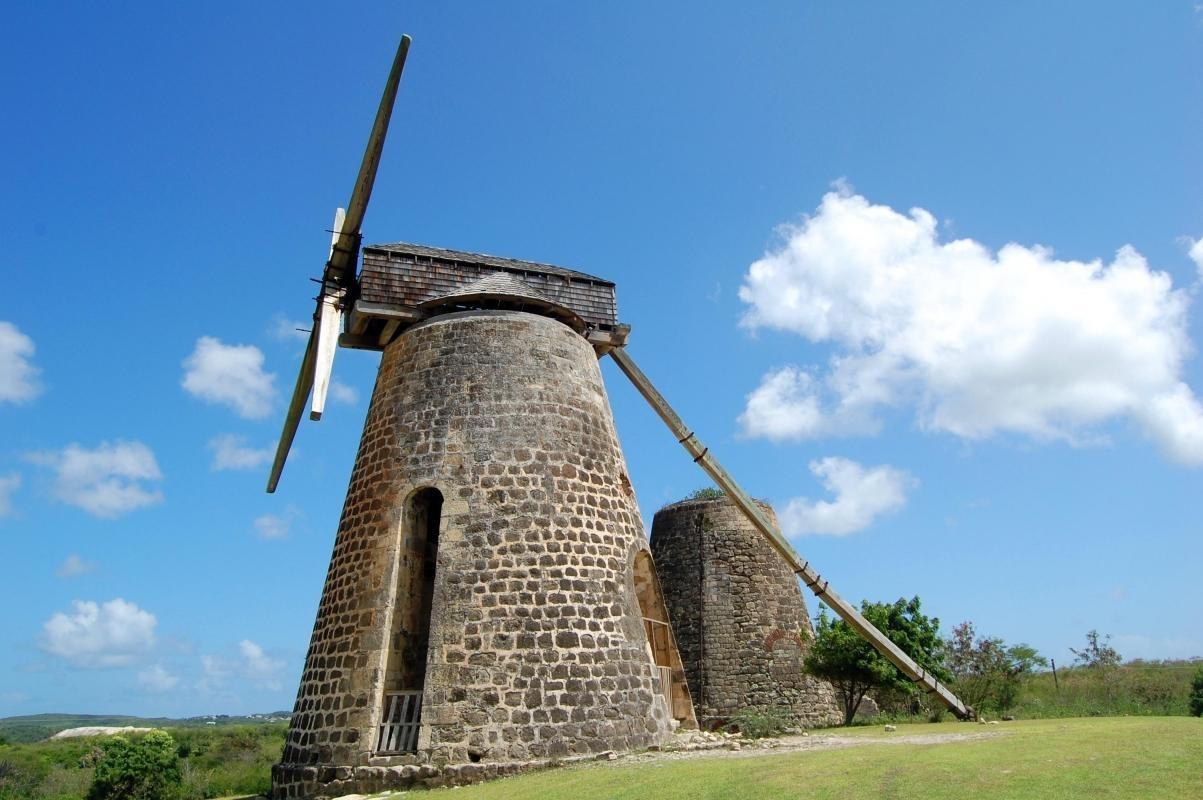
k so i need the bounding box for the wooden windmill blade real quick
[266,34,412,494]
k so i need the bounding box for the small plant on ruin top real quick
[686,487,726,500]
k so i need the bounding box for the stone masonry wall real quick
[650,497,841,730]
[274,310,680,799]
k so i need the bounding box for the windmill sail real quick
[266,34,412,494]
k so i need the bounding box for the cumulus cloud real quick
[182,337,276,419]
[0,472,20,517]
[739,367,867,440]
[28,441,163,518]
[201,640,285,691]
[253,508,296,540]
[40,598,157,668]
[137,664,179,693]
[239,640,285,690]
[56,554,97,578]
[739,189,1203,465]
[209,434,273,471]
[0,321,42,403]
[1189,238,1203,281]
[330,380,359,405]
[778,457,915,537]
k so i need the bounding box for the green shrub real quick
[723,707,791,739]
[1190,665,1203,717]
[686,487,725,501]
[87,730,181,800]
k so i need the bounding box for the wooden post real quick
[607,346,973,720]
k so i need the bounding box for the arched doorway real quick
[377,487,442,753]
[633,550,696,727]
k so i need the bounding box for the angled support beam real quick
[607,346,972,720]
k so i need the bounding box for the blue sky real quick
[1,2,1200,717]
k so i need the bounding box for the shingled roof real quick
[367,242,613,285]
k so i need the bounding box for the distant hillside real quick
[0,711,290,743]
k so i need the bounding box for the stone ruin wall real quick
[650,497,842,730]
[274,310,683,799]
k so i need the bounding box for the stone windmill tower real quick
[267,32,972,798]
[267,37,694,799]
[651,496,840,729]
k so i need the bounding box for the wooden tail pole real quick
[607,346,973,720]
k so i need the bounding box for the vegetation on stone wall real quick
[722,707,792,739]
[684,487,725,500]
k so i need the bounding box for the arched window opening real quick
[376,487,442,754]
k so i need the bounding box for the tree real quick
[946,622,1046,714]
[1189,664,1203,717]
[804,596,948,725]
[87,730,182,800]
[1070,630,1121,670]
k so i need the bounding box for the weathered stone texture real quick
[650,497,841,729]
[274,310,680,798]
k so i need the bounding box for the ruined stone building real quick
[651,495,841,730]
[273,244,695,798]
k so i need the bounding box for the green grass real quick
[1007,661,1199,718]
[428,717,1203,800]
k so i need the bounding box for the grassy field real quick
[1007,660,1199,718]
[428,717,1203,800]
[0,723,286,800]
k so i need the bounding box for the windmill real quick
[267,33,970,799]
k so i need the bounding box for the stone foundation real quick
[650,497,841,729]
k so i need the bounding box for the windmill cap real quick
[418,271,588,333]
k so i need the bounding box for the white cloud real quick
[253,509,296,540]
[330,380,359,405]
[0,321,42,403]
[182,337,277,419]
[200,640,285,692]
[0,472,20,517]
[1189,237,1203,281]
[56,554,97,578]
[269,315,310,343]
[778,457,915,537]
[739,367,866,440]
[209,434,273,471]
[739,189,1203,465]
[137,664,179,693]
[28,441,163,518]
[239,640,285,691]
[40,598,157,668]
